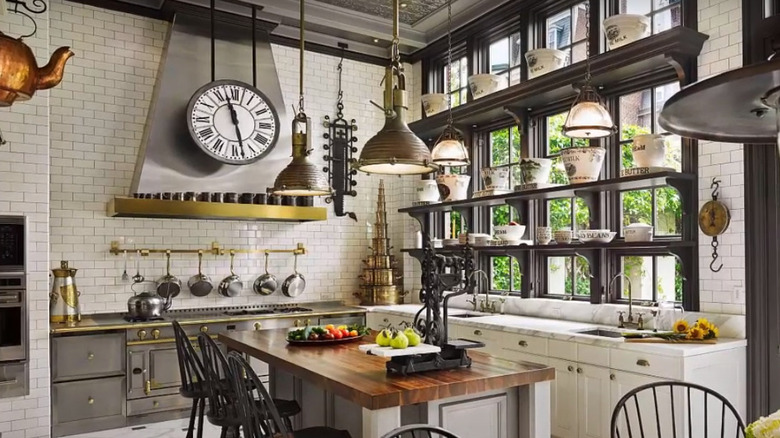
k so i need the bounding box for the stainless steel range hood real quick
[130,12,292,194]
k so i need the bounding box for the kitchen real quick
[0,0,777,437]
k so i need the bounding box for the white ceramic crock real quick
[603,14,651,50]
[416,179,441,203]
[495,225,526,241]
[624,223,654,242]
[436,174,471,201]
[536,227,553,245]
[421,93,448,117]
[553,229,573,244]
[480,166,510,190]
[632,134,667,168]
[560,147,606,184]
[468,74,508,100]
[525,48,568,79]
[519,158,553,184]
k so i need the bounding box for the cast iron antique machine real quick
[385,241,484,375]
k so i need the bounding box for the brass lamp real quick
[355,0,437,175]
[272,0,332,196]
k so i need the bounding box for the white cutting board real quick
[359,343,441,357]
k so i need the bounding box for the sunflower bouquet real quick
[671,318,720,340]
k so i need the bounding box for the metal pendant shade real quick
[355,0,437,175]
[272,0,333,196]
[563,85,616,139]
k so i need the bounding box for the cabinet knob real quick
[576,367,583,374]
[518,340,528,347]
[294,319,302,327]
[151,329,160,340]
[636,359,650,367]
[254,322,262,331]
[305,318,311,326]
[88,397,94,405]
[200,325,208,333]
[137,329,147,341]
[567,366,574,372]
[87,352,94,360]
[610,374,616,381]
[474,330,482,336]
[153,401,159,408]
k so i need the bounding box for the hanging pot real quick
[218,252,242,297]
[0,31,74,106]
[281,254,306,298]
[156,252,181,299]
[253,252,278,296]
[187,251,213,297]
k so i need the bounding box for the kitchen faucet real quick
[609,273,643,330]
[465,270,496,313]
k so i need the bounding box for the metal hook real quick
[709,237,723,273]
[709,257,723,273]
[710,177,721,200]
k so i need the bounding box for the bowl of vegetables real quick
[286,324,371,345]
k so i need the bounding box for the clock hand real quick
[225,100,246,158]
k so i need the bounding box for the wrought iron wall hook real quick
[6,0,48,38]
[710,177,721,200]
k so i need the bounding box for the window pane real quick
[654,83,680,133]
[490,128,510,166]
[451,92,460,107]
[460,57,468,87]
[492,256,510,291]
[490,37,509,74]
[547,113,568,154]
[571,41,586,64]
[512,257,522,291]
[548,199,572,230]
[446,211,463,238]
[548,256,569,294]
[492,205,510,227]
[621,190,653,227]
[621,256,653,300]
[654,4,682,33]
[655,255,682,302]
[573,256,591,296]
[574,198,590,231]
[511,126,521,163]
[655,187,682,235]
[621,0,652,15]
[510,32,522,68]
[664,135,682,171]
[509,67,521,86]
[654,0,681,7]
[571,3,588,44]
[546,10,571,49]
[619,91,652,142]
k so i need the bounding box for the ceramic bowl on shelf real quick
[536,226,553,245]
[632,134,667,168]
[468,74,508,100]
[560,147,606,184]
[519,158,553,185]
[603,14,651,50]
[494,224,526,242]
[553,229,573,244]
[578,229,617,243]
[624,223,654,242]
[525,48,568,79]
[421,93,448,117]
[467,233,491,245]
[436,174,471,201]
[480,166,511,190]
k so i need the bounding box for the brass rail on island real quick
[109,241,307,257]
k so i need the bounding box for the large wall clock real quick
[186,79,280,165]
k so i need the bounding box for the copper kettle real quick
[0,31,74,107]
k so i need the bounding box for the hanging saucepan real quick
[218,251,243,297]
[253,252,278,296]
[187,251,213,297]
[282,253,306,298]
[156,251,181,299]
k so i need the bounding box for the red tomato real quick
[333,330,343,339]
[341,329,350,338]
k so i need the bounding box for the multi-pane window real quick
[545,112,590,233]
[547,256,592,297]
[545,2,588,65]
[618,255,683,302]
[444,55,469,107]
[619,0,682,34]
[488,127,523,293]
[489,32,523,86]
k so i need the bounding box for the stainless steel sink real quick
[576,328,624,338]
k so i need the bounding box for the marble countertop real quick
[364,305,746,358]
[51,304,367,334]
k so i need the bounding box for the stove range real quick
[222,309,276,316]
[277,306,313,313]
[123,315,165,323]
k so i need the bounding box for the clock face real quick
[698,200,731,237]
[186,80,280,165]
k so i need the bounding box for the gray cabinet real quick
[52,332,124,381]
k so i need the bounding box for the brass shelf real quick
[110,242,306,257]
[107,197,327,222]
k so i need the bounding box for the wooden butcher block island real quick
[219,329,555,438]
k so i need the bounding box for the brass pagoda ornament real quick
[355,180,407,305]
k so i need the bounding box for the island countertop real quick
[219,328,555,410]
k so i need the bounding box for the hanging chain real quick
[584,2,592,84]
[709,178,723,272]
[336,48,345,120]
[445,0,454,127]
[297,0,306,115]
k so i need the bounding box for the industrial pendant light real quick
[430,0,470,167]
[355,0,438,175]
[563,4,616,139]
[273,0,332,196]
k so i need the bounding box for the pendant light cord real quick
[298,0,305,115]
[445,0,453,127]
[210,0,215,82]
[584,2,591,84]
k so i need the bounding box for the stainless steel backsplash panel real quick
[131,13,292,194]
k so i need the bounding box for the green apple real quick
[390,330,409,349]
[403,327,421,346]
[376,329,391,347]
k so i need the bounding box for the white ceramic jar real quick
[519,158,553,184]
[468,74,508,99]
[480,166,510,190]
[525,48,568,79]
[603,14,651,50]
[494,225,526,241]
[624,223,654,242]
[436,174,471,201]
[421,93,448,117]
[632,134,667,168]
[536,227,553,245]
[416,179,441,203]
[560,147,606,184]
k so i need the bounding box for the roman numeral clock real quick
[186,79,280,164]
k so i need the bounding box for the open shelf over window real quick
[107,197,328,222]
[410,27,708,140]
[401,240,694,258]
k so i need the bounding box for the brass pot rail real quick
[109,241,307,257]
